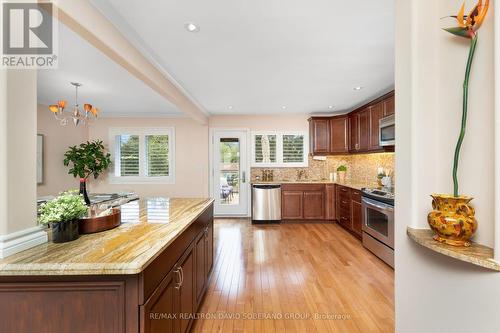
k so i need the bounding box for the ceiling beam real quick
[50,0,208,124]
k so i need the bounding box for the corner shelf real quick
[407,227,500,271]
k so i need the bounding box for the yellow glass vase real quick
[427,194,477,247]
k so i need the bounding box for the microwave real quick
[379,115,395,146]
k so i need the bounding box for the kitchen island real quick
[0,197,214,333]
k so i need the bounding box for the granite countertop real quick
[0,198,214,276]
[251,179,379,191]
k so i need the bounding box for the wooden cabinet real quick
[336,185,352,230]
[383,94,395,117]
[351,190,363,238]
[303,191,325,220]
[195,224,214,307]
[349,109,368,152]
[177,244,195,333]
[358,109,369,151]
[281,190,304,220]
[206,223,213,280]
[141,242,195,333]
[349,113,359,152]
[335,185,362,240]
[309,118,330,155]
[195,232,206,305]
[281,184,326,221]
[329,116,349,154]
[325,184,336,220]
[310,91,394,155]
[369,102,384,151]
[141,268,177,333]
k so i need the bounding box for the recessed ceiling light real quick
[328,105,334,109]
[353,86,363,91]
[184,22,200,33]
[228,105,233,110]
[281,106,287,109]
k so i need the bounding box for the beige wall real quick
[87,117,209,198]
[395,0,497,332]
[37,104,88,196]
[1,70,38,235]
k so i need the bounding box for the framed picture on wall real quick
[37,134,44,185]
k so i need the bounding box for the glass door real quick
[212,130,249,216]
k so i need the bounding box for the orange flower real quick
[49,105,59,113]
[90,107,98,116]
[445,0,489,38]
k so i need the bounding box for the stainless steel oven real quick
[362,195,394,267]
[379,114,395,146]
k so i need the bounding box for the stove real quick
[361,186,394,268]
[361,187,394,206]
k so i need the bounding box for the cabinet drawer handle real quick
[341,188,347,192]
[341,200,348,204]
[174,268,182,289]
[179,267,184,287]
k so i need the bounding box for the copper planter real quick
[79,208,121,234]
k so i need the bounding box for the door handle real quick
[242,171,246,183]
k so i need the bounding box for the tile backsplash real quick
[251,152,395,184]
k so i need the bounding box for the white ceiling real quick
[92,0,394,115]
[37,22,182,117]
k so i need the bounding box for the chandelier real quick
[48,82,98,126]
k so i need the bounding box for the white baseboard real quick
[0,226,48,258]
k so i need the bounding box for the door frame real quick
[208,128,251,217]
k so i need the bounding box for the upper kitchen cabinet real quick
[383,93,395,117]
[329,116,349,154]
[309,90,394,155]
[349,109,369,153]
[309,118,330,155]
[369,102,384,151]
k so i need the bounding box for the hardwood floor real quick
[191,219,394,333]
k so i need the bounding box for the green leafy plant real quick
[337,165,347,172]
[38,190,88,224]
[63,140,111,179]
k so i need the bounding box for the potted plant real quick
[427,0,489,247]
[336,165,347,183]
[38,191,88,243]
[377,169,387,187]
[64,140,111,205]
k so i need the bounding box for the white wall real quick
[87,117,209,198]
[395,0,498,332]
[37,104,88,196]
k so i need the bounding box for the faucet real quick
[297,169,306,180]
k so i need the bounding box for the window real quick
[251,131,308,167]
[109,128,175,184]
[283,134,304,163]
[254,134,277,163]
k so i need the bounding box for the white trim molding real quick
[0,226,48,259]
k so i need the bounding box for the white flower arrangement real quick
[38,190,88,225]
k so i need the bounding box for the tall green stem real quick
[453,35,478,197]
